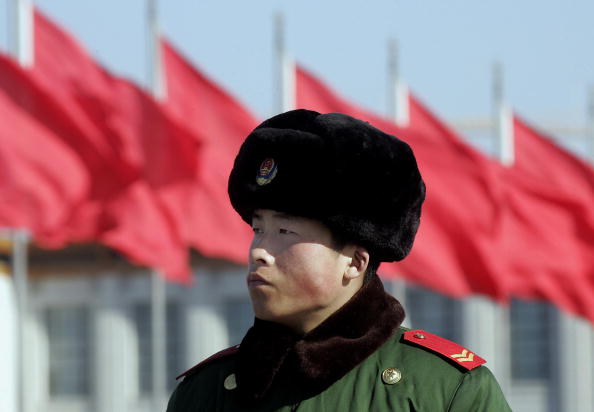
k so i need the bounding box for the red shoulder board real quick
[176,345,239,380]
[403,329,486,371]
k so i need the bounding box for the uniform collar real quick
[235,274,405,404]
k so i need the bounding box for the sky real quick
[1,0,593,157]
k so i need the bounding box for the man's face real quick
[247,209,357,333]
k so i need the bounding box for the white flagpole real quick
[588,86,594,165]
[11,0,33,67]
[12,229,29,412]
[493,62,513,166]
[147,0,165,101]
[462,62,512,399]
[387,39,408,128]
[11,2,33,412]
[274,11,294,114]
[387,39,397,122]
[146,1,167,409]
[150,268,167,411]
[385,39,409,327]
[485,60,512,395]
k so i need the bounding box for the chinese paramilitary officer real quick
[166,109,512,411]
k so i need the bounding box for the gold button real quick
[223,373,237,390]
[382,368,402,385]
[413,333,426,339]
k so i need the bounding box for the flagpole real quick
[587,86,594,165]
[147,0,167,409]
[150,269,167,410]
[385,39,409,327]
[489,61,512,395]
[463,62,512,398]
[11,0,33,67]
[387,39,396,121]
[11,2,33,412]
[147,0,165,101]
[387,39,408,128]
[493,62,513,166]
[274,11,283,114]
[274,11,294,114]
[12,229,29,412]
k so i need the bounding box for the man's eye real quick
[279,228,293,235]
[252,227,263,234]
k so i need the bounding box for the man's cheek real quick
[295,274,333,301]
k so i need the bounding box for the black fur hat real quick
[228,109,425,262]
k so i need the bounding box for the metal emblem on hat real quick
[256,158,278,186]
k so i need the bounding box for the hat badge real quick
[256,158,278,186]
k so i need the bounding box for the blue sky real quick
[1,1,593,150]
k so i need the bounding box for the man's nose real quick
[250,241,275,266]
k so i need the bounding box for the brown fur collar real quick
[235,275,405,404]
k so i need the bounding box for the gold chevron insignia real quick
[450,349,475,362]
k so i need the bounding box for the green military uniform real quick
[167,276,511,411]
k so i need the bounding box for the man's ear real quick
[344,247,370,279]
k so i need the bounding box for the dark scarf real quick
[235,274,405,404]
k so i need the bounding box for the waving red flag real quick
[18,8,198,282]
[160,38,256,263]
[0,53,107,241]
[402,92,509,298]
[296,65,508,300]
[0,86,88,244]
[502,115,594,321]
[512,115,594,204]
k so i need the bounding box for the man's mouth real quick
[247,272,270,287]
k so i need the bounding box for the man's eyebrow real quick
[273,212,298,221]
[252,211,299,222]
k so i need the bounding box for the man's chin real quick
[251,304,289,325]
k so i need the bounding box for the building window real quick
[135,303,184,393]
[46,307,91,397]
[405,285,463,342]
[511,298,554,380]
[225,299,254,346]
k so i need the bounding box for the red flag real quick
[296,65,509,300]
[100,181,191,281]
[0,53,107,241]
[402,93,510,299]
[512,115,594,204]
[502,115,594,321]
[25,8,197,282]
[160,38,257,263]
[95,76,198,282]
[0,87,88,244]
